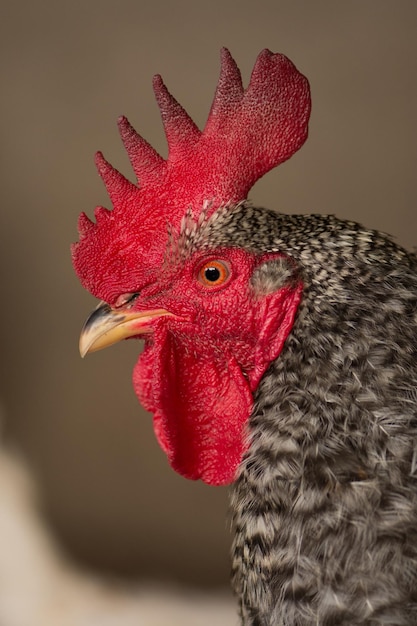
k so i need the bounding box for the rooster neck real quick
[229,248,417,624]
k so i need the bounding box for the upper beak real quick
[79,300,172,357]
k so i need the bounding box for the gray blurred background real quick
[0,0,416,589]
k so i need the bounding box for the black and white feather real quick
[190,203,417,625]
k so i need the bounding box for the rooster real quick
[72,50,417,625]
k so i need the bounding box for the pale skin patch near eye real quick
[250,256,298,295]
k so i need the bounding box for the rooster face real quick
[80,216,303,485]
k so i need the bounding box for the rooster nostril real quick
[114,292,139,308]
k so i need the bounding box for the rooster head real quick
[72,49,310,485]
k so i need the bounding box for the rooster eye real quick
[198,260,230,287]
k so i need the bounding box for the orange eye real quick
[198,260,230,287]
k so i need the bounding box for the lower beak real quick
[79,301,172,357]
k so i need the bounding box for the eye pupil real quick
[204,266,221,282]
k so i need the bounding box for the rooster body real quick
[225,208,417,624]
[73,51,417,624]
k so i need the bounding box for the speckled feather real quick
[189,203,417,625]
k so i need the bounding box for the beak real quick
[79,301,172,357]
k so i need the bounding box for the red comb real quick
[72,48,311,303]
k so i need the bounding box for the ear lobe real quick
[248,255,303,390]
[250,254,298,295]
